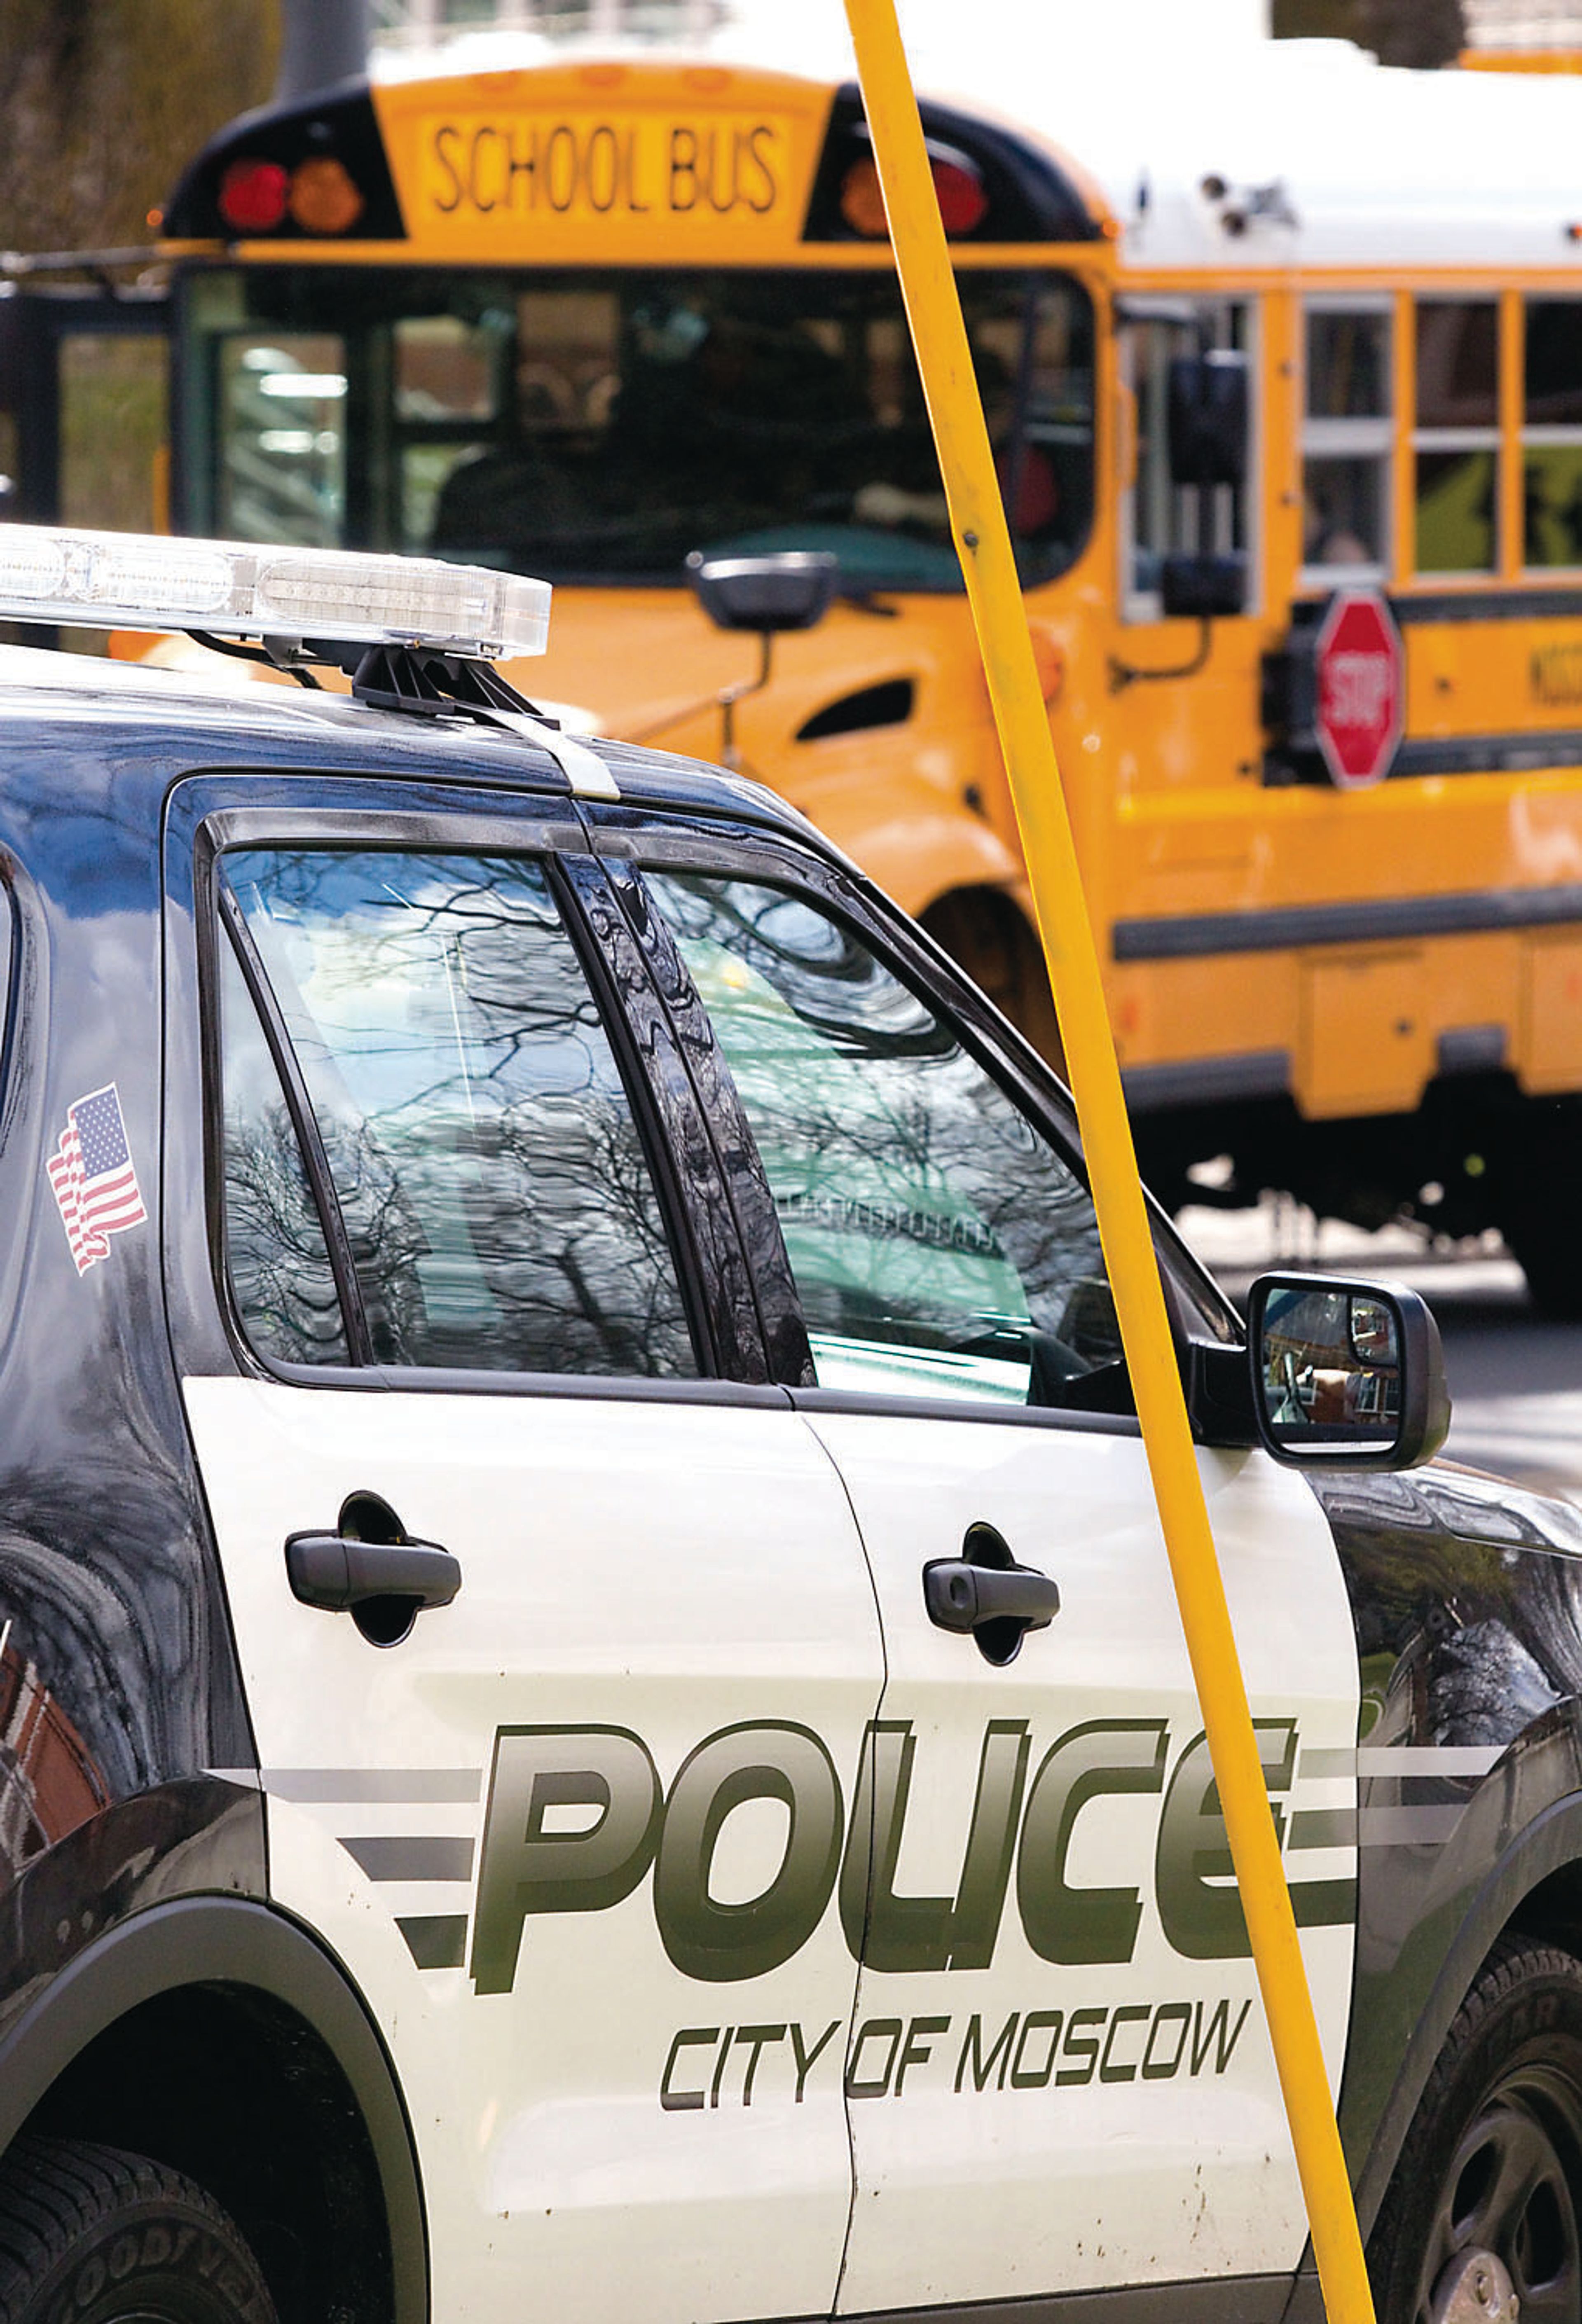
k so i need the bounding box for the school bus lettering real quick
[1530,642,1582,708]
[421,112,784,225]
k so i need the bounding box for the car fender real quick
[0,1888,428,2324]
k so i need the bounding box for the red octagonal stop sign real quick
[1314,588,1404,790]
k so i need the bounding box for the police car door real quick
[163,788,881,2324]
[634,851,1361,2312]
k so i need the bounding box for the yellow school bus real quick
[146,32,1582,1308]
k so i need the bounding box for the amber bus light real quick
[289,158,365,236]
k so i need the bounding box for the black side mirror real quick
[1248,1272,1451,1471]
[1161,552,1245,620]
[686,551,838,635]
[1167,350,1249,490]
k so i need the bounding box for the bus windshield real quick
[180,265,1094,591]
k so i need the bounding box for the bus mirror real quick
[1160,553,1245,620]
[1166,350,1249,489]
[686,552,838,636]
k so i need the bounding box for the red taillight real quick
[218,159,290,235]
[838,150,988,238]
[930,156,988,235]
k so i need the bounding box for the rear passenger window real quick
[646,871,1127,1412]
[216,849,698,1379]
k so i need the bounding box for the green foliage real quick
[0,0,279,253]
[1273,0,1467,68]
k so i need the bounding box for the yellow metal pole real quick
[841,8,1375,2321]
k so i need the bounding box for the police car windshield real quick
[183,264,1094,590]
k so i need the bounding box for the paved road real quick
[1177,1204,1582,1504]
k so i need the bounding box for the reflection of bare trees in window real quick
[222,944,349,1367]
[649,874,1115,1377]
[220,851,695,1379]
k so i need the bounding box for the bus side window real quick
[1522,299,1582,572]
[1414,298,1499,575]
[1122,302,1250,619]
[1301,301,1390,581]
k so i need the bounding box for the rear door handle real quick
[285,1531,462,1615]
[923,1558,1060,1635]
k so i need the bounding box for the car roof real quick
[0,640,821,846]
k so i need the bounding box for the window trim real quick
[196,815,732,1393]
[216,883,373,1367]
[0,865,16,1140]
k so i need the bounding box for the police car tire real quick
[1368,1937,1582,2324]
[0,2136,276,2324]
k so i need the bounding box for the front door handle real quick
[924,1558,1061,1635]
[286,1531,462,1615]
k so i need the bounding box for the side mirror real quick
[1248,1272,1451,1471]
[1160,552,1245,620]
[1166,349,1249,489]
[686,551,838,635]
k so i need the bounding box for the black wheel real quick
[1371,1940,1582,2324]
[0,2136,276,2324]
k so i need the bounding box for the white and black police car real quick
[0,524,1576,2324]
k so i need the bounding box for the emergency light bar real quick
[0,526,552,659]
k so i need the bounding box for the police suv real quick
[0,526,1576,2324]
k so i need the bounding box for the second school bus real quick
[74,30,1582,1309]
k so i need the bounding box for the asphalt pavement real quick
[1177,1202,1582,1505]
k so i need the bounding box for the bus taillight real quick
[929,153,989,234]
[839,148,988,237]
[289,158,364,236]
[219,160,290,235]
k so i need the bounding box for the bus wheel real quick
[921,889,1064,1074]
[0,2136,276,2323]
[1368,1939,1582,2324]
[1498,1112,1582,1319]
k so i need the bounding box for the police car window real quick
[217,850,697,1379]
[646,872,1127,1411]
[219,938,351,1367]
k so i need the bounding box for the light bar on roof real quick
[0,525,552,658]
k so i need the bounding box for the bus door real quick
[1112,297,1262,804]
[0,283,168,537]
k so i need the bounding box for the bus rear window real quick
[179,265,1094,592]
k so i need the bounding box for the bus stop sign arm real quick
[839,5,1376,2320]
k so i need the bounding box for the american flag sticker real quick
[46,1083,148,1275]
